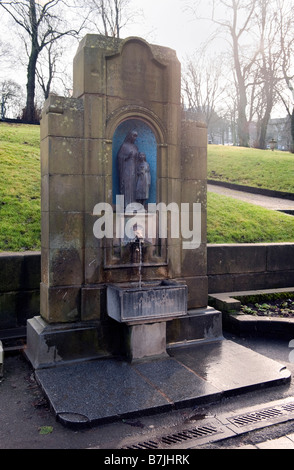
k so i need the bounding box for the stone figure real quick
[117,129,139,207]
[136,153,151,205]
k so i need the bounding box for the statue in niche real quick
[117,130,151,208]
[117,129,139,207]
[136,153,151,206]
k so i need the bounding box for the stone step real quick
[167,307,223,348]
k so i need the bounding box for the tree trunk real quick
[232,29,249,147]
[25,48,38,122]
[24,0,39,123]
[237,107,249,147]
[258,114,270,149]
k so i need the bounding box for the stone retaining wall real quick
[1,243,293,331]
[208,243,294,293]
[0,252,41,330]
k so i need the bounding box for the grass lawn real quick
[207,192,294,243]
[0,123,41,251]
[0,122,294,251]
[208,145,294,194]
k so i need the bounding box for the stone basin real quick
[107,281,188,324]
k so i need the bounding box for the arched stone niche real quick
[112,119,157,205]
[104,109,168,269]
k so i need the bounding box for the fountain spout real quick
[133,232,144,289]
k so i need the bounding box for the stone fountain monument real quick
[25,35,289,428]
[26,34,216,367]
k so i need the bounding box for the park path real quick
[207,183,294,213]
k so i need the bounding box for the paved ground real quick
[208,184,294,212]
[1,332,294,451]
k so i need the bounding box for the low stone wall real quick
[1,244,294,332]
[0,252,41,331]
[208,243,294,293]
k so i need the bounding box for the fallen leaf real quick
[39,426,53,435]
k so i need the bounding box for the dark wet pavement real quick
[1,332,294,450]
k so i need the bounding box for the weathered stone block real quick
[166,144,181,179]
[207,244,267,275]
[181,146,207,181]
[181,180,206,205]
[165,103,181,145]
[167,306,223,346]
[41,96,84,139]
[41,136,84,176]
[84,247,104,284]
[84,138,111,176]
[123,322,167,361]
[84,175,112,212]
[40,283,81,323]
[47,175,84,212]
[73,34,120,96]
[0,252,41,293]
[181,120,207,148]
[181,243,207,278]
[267,243,294,271]
[41,247,83,287]
[184,276,208,309]
[26,316,109,369]
[106,38,170,104]
[41,211,84,250]
[81,285,106,321]
[0,290,39,328]
[82,94,106,139]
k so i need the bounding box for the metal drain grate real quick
[123,424,220,449]
[228,400,294,428]
[122,400,294,449]
[228,407,284,427]
[281,403,294,413]
[125,440,160,450]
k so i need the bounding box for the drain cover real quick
[227,400,294,428]
[228,408,283,427]
[122,423,221,449]
[120,399,294,449]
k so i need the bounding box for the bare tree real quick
[0,0,84,122]
[36,41,61,100]
[0,79,23,119]
[85,0,139,38]
[187,0,294,148]
[276,0,294,151]
[210,0,261,147]
[249,0,281,148]
[182,51,226,124]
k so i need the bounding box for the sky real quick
[1,0,290,118]
[123,0,214,61]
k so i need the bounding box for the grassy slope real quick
[0,123,294,251]
[0,123,41,251]
[208,145,294,193]
[207,192,294,243]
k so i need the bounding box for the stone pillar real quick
[40,96,85,324]
[180,119,208,309]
